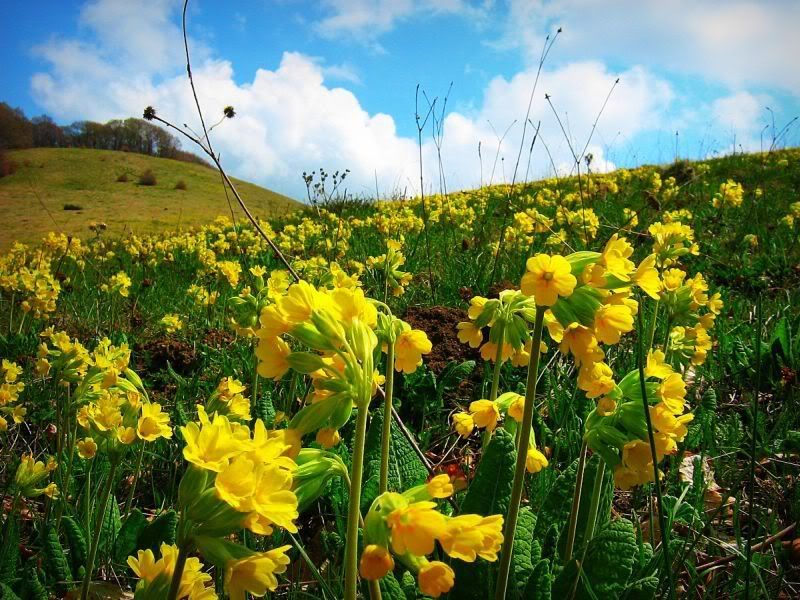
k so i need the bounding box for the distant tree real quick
[0,102,33,149]
[32,115,66,148]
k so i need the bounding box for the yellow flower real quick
[246,465,299,535]
[182,413,248,473]
[394,329,432,374]
[452,412,474,438]
[456,321,483,348]
[418,561,455,598]
[593,304,634,345]
[597,396,616,416]
[255,336,291,380]
[506,394,526,422]
[526,446,548,473]
[215,455,258,512]
[559,324,604,367]
[387,501,447,556]
[159,314,183,334]
[520,254,576,306]
[77,437,97,459]
[116,427,137,445]
[360,544,395,580]
[224,546,291,600]
[469,399,501,433]
[633,254,661,299]
[645,349,673,379]
[577,362,615,399]
[656,373,687,414]
[426,474,454,499]
[439,514,503,562]
[315,427,341,449]
[137,403,173,442]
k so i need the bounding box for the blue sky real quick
[2,0,798,198]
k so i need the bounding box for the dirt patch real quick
[136,337,197,375]
[202,327,236,348]
[404,305,480,374]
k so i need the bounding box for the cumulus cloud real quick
[710,91,772,151]
[32,0,773,200]
[500,0,800,96]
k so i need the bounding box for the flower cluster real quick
[101,270,132,297]
[367,239,413,297]
[360,475,504,598]
[712,179,744,208]
[0,360,26,431]
[12,454,59,499]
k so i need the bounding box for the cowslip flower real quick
[520,254,577,306]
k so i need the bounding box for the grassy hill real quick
[0,148,301,247]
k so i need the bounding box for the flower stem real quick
[636,308,674,600]
[166,542,190,600]
[494,306,545,600]
[123,442,146,519]
[489,325,506,402]
[79,456,119,600]
[567,459,606,600]
[344,404,371,600]
[379,343,396,494]
[647,299,660,350]
[563,439,589,563]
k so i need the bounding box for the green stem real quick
[563,439,589,564]
[166,542,190,600]
[79,456,119,600]
[494,306,545,600]
[344,404,371,600]
[488,325,506,402]
[123,442,146,519]
[379,342,396,494]
[568,460,606,600]
[647,299,660,350]
[636,308,674,600]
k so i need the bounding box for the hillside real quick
[0,147,300,247]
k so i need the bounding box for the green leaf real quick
[378,572,406,600]
[360,410,428,513]
[22,561,48,600]
[0,582,21,600]
[136,510,178,555]
[623,576,660,600]
[522,558,552,600]
[61,516,88,580]
[508,507,538,598]
[113,509,149,564]
[400,570,417,600]
[42,524,71,595]
[97,495,121,564]
[552,518,637,599]
[0,516,19,584]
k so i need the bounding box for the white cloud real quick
[501,0,800,96]
[313,0,490,44]
[711,91,772,151]
[29,0,716,199]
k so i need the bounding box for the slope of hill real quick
[0,148,301,247]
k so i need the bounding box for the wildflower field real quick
[1,146,799,600]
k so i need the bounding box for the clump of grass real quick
[63,203,82,211]
[175,179,188,191]
[138,169,157,186]
[116,173,129,183]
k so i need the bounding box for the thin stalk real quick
[636,309,674,600]
[568,460,607,600]
[344,405,371,600]
[744,294,762,597]
[563,439,589,563]
[379,343,396,494]
[123,443,146,519]
[647,299,660,350]
[166,542,190,600]
[80,456,119,600]
[488,326,506,402]
[494,306,546,600]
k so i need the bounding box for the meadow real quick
[0,146,799,600]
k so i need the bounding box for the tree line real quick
[0,102,210,167]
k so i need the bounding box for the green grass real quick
[0,147,300,248]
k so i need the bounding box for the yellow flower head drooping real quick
[520,254,577,306]
[452,412,474,438]
[360,544,395,580]
[224,546,292,600]
[137,402,173,442]
[386,501,448,556]
[418,561,456,598]
[394,327,432,374]
[468,399,501,433]
[77,437,98,459]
